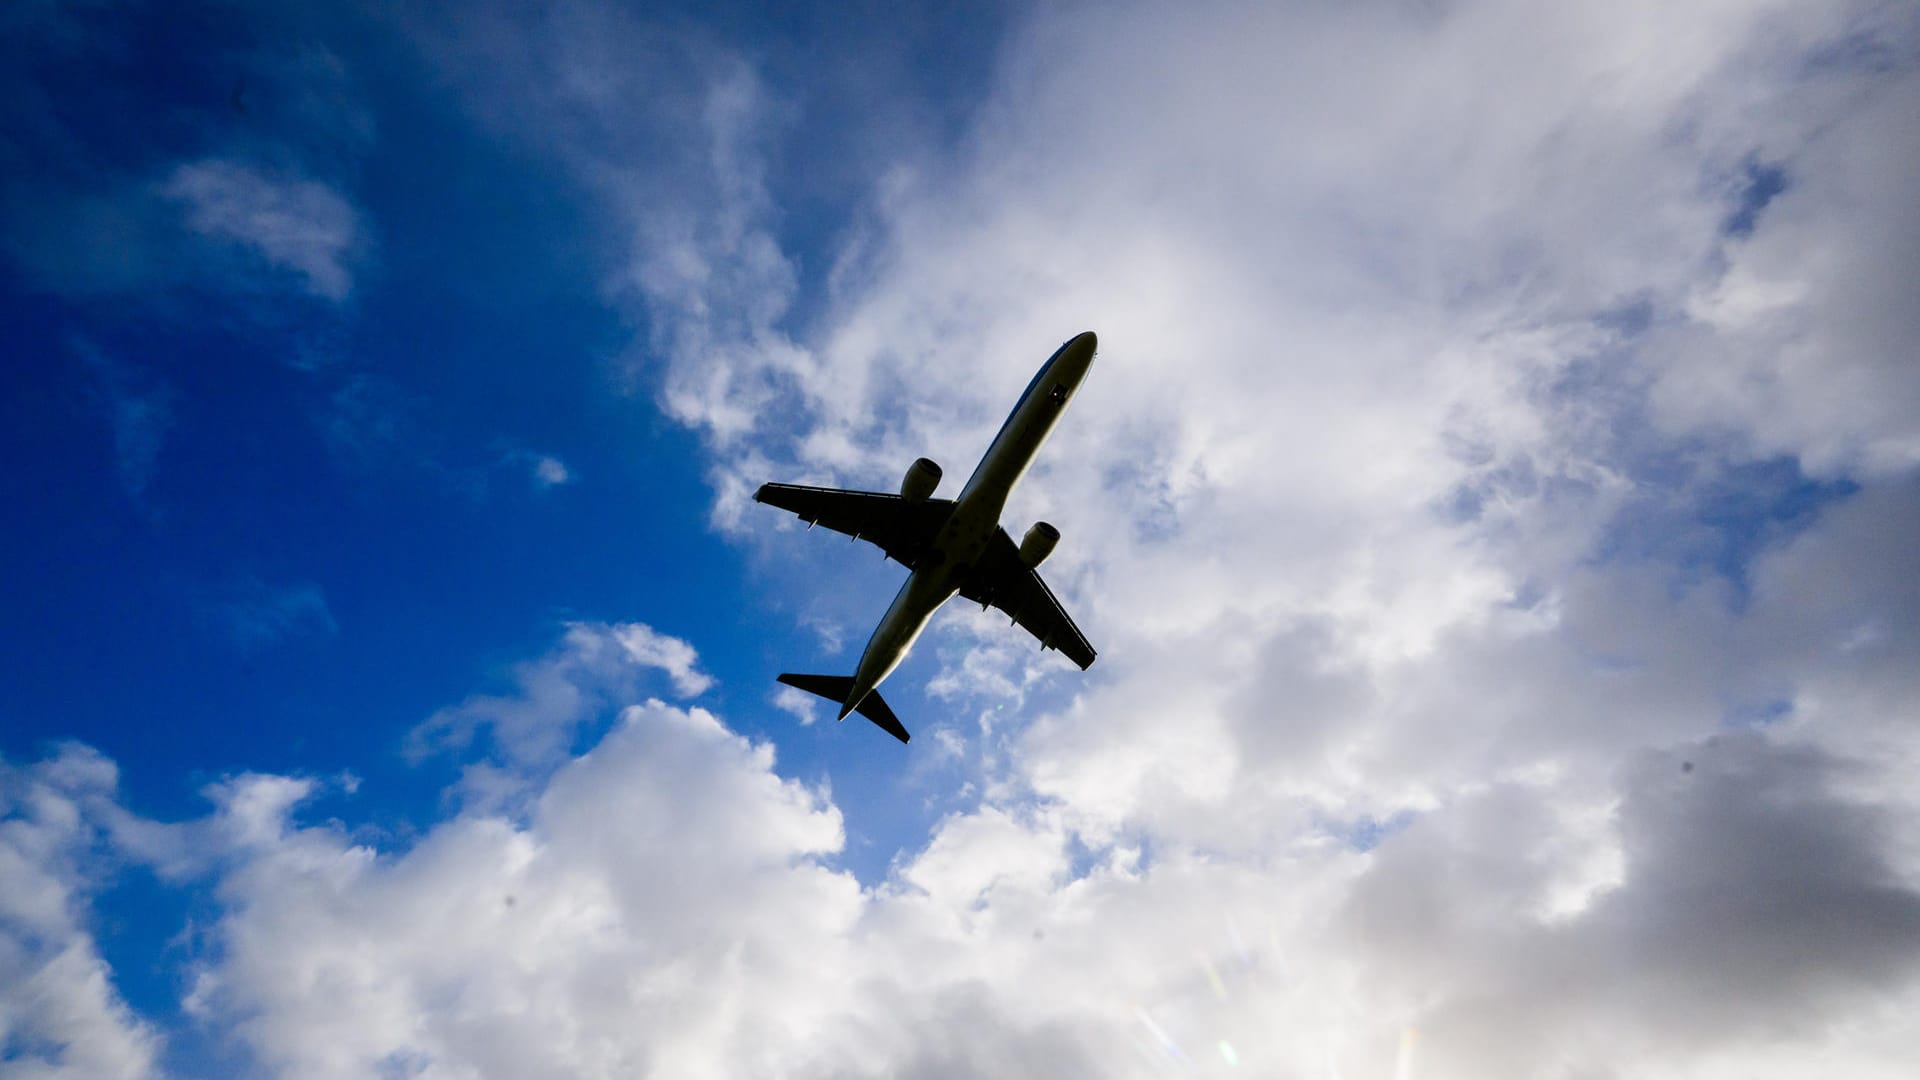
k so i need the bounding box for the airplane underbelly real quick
[929,501,999,579]
[857,569,955,685]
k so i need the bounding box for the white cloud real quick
[146,0,1918,1071]
[163,158,363,302]
[496,448,575,490]
[1647,10,1920,478]
[532,454,571,487]
[408,621,713,770]
[394,4,814,469]
[609,622,713,698]
[12,620,1920,1080]
[0,746,164,1080]
[8,2,1919,1077]
[772,683,819,725]
[179,701,859,1080]
[651,0,1918,1072]
[0,16,374,310]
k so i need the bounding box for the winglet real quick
[776,673,911,744]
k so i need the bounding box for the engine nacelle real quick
[1019,521,1061,568]
[901,457,943,502]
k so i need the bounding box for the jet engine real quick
[901,457,943,502]
[1019,521,1060,568]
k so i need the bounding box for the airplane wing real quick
[753,483,954,569]
[957,528,1097,669]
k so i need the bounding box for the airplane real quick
[754,331,1099,744]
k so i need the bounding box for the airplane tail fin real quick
[776,673,910,744]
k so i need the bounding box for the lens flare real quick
[1200,956,1229,1001]
[1134,1008,1188,1063]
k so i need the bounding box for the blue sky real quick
[2,0,995,807]
[4,2,1920,1078]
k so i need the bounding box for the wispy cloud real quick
[408,621,714,770]
[71,339,172,503]
[499,447,574,490]
[163,159,364,303]
[531,454,571,488]
[399,7,809,462]
[201,576,338,653]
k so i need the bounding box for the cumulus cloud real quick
[639,0,1917,1072]
[684,0,1915,771]
[163,159,364,302]
[1332,735,1920,1074]
[0,747,164,1080]
[11,635,1920,1080]
[7,1,1918,1077]
[182,700,856,1080]
[1649,25,1920,477]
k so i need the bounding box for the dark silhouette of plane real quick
[756,332,1099,743]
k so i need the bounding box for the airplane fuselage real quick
[839,331,1098,719]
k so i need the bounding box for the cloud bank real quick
[7,0,1918,1077]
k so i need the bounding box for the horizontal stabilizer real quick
[776,673,911,744]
